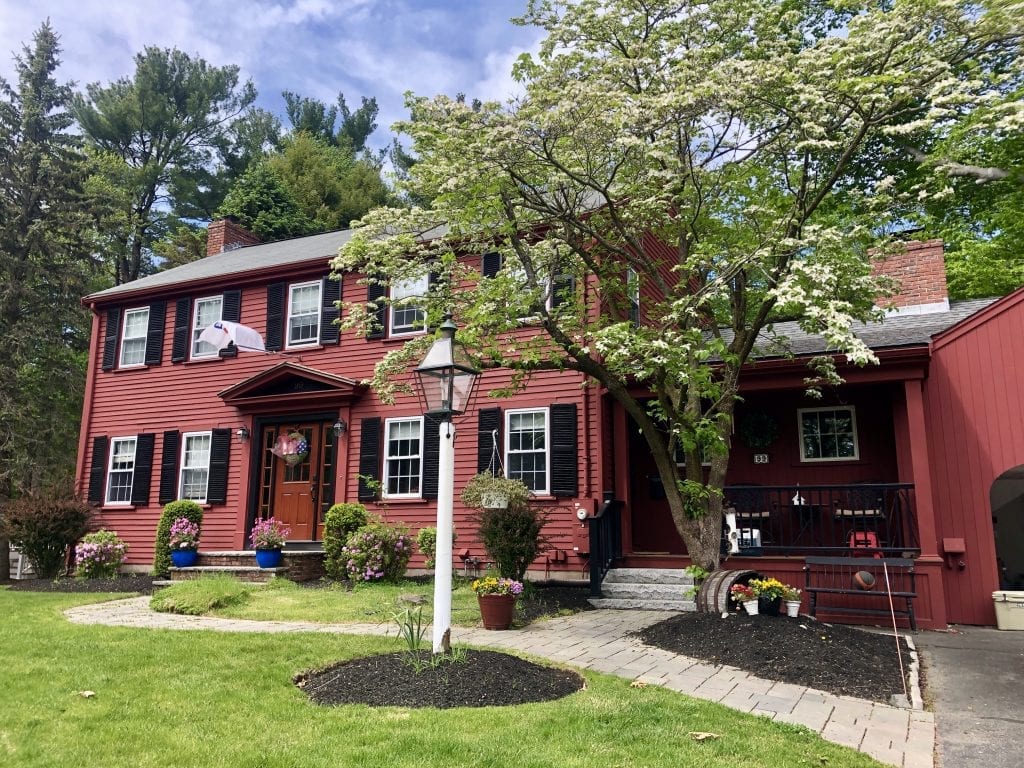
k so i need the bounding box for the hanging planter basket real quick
[481,491,510,510]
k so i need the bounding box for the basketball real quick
[854,570,876,590]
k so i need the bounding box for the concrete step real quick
[602,567,694,586]
[600,581,697,601]
[169,565,288,583]
[589,597,697,612]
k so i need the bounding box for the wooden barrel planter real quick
[696,569,760,613]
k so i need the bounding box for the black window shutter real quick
[477,408,503,474]
[87,436,109,504]
[222,289,241,323]
[207,428,231,505]
[551,275,576,309]
[550,403,578,497]
[144,301,167,366]
[130,433,155,505]
[319,277,341,344]
[101,308,121,371]
[158,430,181,504]
[170,298,191,363]
[266,283,285,352]
[366,283,387,340]
[481,252,503,278]
[357,417,381,501]
[421,418,441,500]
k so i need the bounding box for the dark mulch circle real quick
[6,574,157,594]
[298,649,585,708]
[635,611,912,703]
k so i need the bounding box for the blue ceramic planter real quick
[170,549,198,568]
[255,549,283,568]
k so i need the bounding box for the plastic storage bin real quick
[992,591,1024,630]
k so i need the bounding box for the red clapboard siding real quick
[925,287,1024,625]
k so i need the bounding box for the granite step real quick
[602,568,695,586]
[600,581,697,601]
[588,597,697,611]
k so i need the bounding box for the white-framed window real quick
[119,307,149,367]
[287,281,321,347]
[390,275,428,336]
[505,408,550,494]
[627,266,640,326]
[105,436,137,505]
[674,442,712,467]
[798,406,859,462]
[383,417,423,497]
[191,295,223,359]
[179,432,212,503]
[503,262,551,320]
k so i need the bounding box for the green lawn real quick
[0,588,885,768]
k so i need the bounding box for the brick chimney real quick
[872,238,950,315]
[206,217,261,257]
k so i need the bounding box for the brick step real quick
[588,597,697,612]
[193,550,325,581]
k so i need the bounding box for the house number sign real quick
[753,453,769,464]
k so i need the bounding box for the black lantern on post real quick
[414,315,480,420]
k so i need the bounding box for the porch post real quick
[612,400,631,554]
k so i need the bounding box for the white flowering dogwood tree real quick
[333,0,1022,571]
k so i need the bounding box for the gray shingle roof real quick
[746,298,998,359]
[84,229,354,302]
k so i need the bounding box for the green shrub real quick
[150,575,251,615]
[323,503,369,580]
[476,505,547,582]
[343,521,412,582]
[415,526,457,569]
[153,500,204,578]
[74,530,129,579]
[1,491,91,578]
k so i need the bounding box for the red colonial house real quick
[75,223,1024,629]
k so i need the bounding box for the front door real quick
[628,414,686,554]
[258,421,335,541]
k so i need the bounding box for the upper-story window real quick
[119,308,149,367]
[288,281,321,347]
[179,432,212,503]
[505,408,550,494]
[383,417,423,497]
[627,267,640,326]
[390,275,428,336]
[798,406,859,462]
[191,296,223,359]
[105,436,137,505]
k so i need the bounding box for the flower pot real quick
[785,600,801,618]
[742,599,759,616]
[477,593,516,630]
[170,549,198,568]
[255,548,283,568]
[758,596,781,616]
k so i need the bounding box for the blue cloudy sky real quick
[0,0,542,150]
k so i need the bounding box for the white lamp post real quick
[414,315,480,653]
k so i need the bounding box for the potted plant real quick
[168,518,200,568]
[730,583,758,615]
[782,585,802,617]
[750,577,787,616]
[249,517,291,568]
[471,576,524,630]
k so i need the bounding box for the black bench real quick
[803,556,917,630]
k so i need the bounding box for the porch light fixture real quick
[413,314,480,654]
[332,419,347,437]
[235,426,250,443]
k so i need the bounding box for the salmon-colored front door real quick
[260,421,334,541]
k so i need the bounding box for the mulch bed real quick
[6,574,158,594]
[635,611,912,703]
[298,649,585,708]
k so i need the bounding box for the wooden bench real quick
[803,556,917,630]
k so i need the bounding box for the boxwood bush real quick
[322,503,369,580]
[153,500,204,577]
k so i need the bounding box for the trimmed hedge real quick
[323,503,369,580]
[153,500,203,578]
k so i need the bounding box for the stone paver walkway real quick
[66,597,933,768]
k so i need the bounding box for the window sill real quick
[283,344,324,353]
[99,504,136,512]
[377,496,427,505]
[182,356,223,365]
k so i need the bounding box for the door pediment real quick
[218,361,366,410]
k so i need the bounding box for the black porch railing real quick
[723,483,919,556]
[589,494,623,597]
